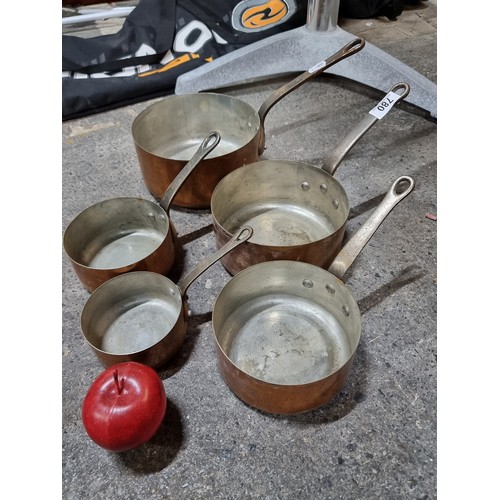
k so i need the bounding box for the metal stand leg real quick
[174,0,437,118]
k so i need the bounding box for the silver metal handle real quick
[257,37,365,155]
[177,226,253,297]
[328,176,415,279]
[159,131,221,212]
[321,83,410,176]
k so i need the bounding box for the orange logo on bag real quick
[241,0,288,29]
[232,0,296,33]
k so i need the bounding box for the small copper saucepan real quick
[131,38,365,208]
[81,226,253,370]
[63,132,220,292]
[212,176,414,414]
[210,83,410,276]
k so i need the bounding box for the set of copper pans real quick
[63,37,415,414]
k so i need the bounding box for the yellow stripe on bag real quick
[139,53,200,78]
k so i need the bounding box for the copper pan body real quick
[212,176,415,414]
[81,270,189,370]
[213,259,360,414]
[64,197,175,293]
[63,132,220,292]
[131,38,365,208]
[132,94,260,208]
[212,160,349,275]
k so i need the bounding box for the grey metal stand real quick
[175,0,437,118]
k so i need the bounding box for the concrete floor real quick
[62,2,437,498]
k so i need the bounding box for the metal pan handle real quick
[257,37,365,155]
[159,131,221,212]
[328,175,415,280]
[321,83,410,176]
[177,226,253,297]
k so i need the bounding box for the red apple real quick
[82,361,167,452]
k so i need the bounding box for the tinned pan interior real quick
[131,93,261,161]
[63,197,170,269]
[81,271,185,369]
[211,160,350,247]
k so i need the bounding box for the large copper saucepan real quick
[63,132,220,292]
[211,83,410,275]
[81,226,253,370]
[212,176,414,414]
[131,38,365,208]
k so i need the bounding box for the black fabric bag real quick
[62,0,307,120]
[339,0,405,20]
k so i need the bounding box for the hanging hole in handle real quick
[317,39,365,69]
[390,82,411,100]
[236,225,254,242]
[393,176,415,197]
[345,38,365,55]
[203,131,221,150]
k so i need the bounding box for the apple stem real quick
[113,369,124,395]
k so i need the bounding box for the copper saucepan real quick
[63,132,220,292]
[80,226,253,370]
[210,83,410,275]
[131,38,365,208]
[212,176,414,414]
